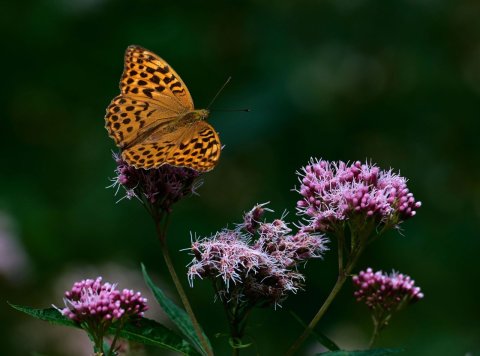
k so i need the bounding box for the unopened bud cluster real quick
[57,277,148,324]
[352,268,423,312]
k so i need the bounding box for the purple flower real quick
[110,153,201,213]
[187,205,327,307]
[56,277,148,324]
[352,268,424,312]
[188,230,304,307]
[255,230,327,268]
[296,159,421,232]
[241,202,273,234]
[353,268,423,344]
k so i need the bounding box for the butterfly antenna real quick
[207,76,232,110]
[213,108,251,112]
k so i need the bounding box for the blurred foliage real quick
[1,0,479,354]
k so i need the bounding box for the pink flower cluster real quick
[57,277,148,323]
[187,205,327,307]
[110,153,201,212]
[254,221,327,268]
[296,159,421,232]
[352,268,424,311]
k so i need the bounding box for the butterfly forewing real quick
[122,46,194,111]
[105,95,179,148]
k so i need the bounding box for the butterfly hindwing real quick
[122,121,221,172]
[163,121,221,171]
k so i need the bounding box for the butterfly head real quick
[196,109,210,120]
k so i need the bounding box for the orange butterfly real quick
[105,45,221,172]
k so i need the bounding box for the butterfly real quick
[105,45,221,172]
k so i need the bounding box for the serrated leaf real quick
[317,348,403,356]
[142,264,211,356]
[9,303,201,355]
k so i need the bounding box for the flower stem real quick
[229,305,251,356]
[368,316,380,348]
[108,320,125,356]
[286,241,365,355]
[155,215,213,356]
[212,281,250,356]
[368,313,390,348]
[336,227,345,274]
[231,307,245,354]
[285,272,347,355]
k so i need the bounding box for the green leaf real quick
[142,264,211,356]
[9,303,78,328]
[317,349,403,356]
[118,317,201,355]
[9,303,201,355]
[289,311,340,351]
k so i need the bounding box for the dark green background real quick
[2,0,479,355]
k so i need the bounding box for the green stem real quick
[95,336,104,355]
[337,227,345,274]
[286,239,366,355]
[229,303,251,356]
[107,320,125,356]
[155,215,213,356]
[88,323,105,355]
[285,272,347,355]
[369,313,391,348]
[213,281,251,356]
[368,316,380,349]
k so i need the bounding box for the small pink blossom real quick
[352,268,424,312]
[56,277,148,324]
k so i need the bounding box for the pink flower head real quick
[255,230,327,268]
[187,204,327,307]
[110,153,201,213]
[188,230,304,307]
[352,268,424,312]
[296,159,421,232]
[56,277,148,324]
